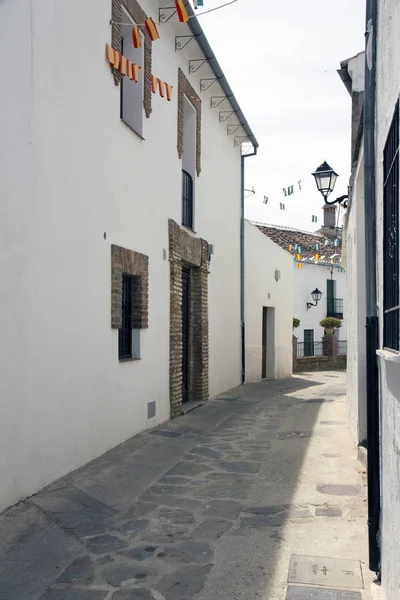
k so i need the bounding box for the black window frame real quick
[383,100,400,351]
[182,169,194,229]
[119,274,134,360]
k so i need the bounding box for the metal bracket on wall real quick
[234,135,250,147]
[175,35,195,51]
[210,96,227,108]
[189,59,208,73]
[159,7,177,22]
[227,124,243,135]
[200,78,218,91]
[219,110,236,123]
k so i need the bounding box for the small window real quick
[383,100,399,350]
[182,170,193,229]
[120,12,144,137]
[119,274,141,360]
[181,96,196,228]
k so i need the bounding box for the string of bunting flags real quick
[106,45,173,100]
[106,44,202,105]
[286,240,344,270]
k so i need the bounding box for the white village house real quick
[253,212,346,360]
[339,1,400,596]
[244,220,293,383]
[0,0,270,512]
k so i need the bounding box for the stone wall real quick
[111,244,149,329]
[293,333,347,373]
[169,220,209,417]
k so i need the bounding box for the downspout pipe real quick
[241,148,257,384]
[364,0,380,575]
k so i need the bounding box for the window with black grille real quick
[182,170,193,229]
[119,274,141,360]
[383,100,400,351]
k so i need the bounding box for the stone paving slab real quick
[0,373,372,600]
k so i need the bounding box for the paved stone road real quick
[0,372,372,600]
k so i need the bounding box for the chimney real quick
[323,204,337,228]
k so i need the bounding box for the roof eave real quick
[185,3,259,149]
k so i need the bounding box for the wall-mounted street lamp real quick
[307,288,323,309]
[311,161,348,208]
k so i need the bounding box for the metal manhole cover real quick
[286,586,361,599]
[288,555,363,589]
[317,484,360,496]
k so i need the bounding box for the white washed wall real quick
[345,150,367,444]
[375,2,400,598]
[293,262,347,344]
[0,0,243,511]
[244,221,293,382]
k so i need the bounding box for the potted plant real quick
[293,318,300,330]
[319,317,343,334]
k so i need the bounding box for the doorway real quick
[262,307,268,379]
[182,266,190,403]
[262,307,275,379]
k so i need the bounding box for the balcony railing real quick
[327,298,344,319]
[297,341,328,358]
[182,170,193,229]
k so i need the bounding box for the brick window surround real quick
[111,0,152,118]
[111,245,149,329]
[177,69,202,176]
[169,219,209,417]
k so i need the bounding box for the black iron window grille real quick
[383,100,400,351]
[326,298,344,319]
[182,170,194,229]
[118,274,140,360]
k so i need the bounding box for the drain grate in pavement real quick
[288,555,363,589]
[317,484,361,496]
[286,586,361,599]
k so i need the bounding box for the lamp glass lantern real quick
[312,161,338,202]
[311,288,322,303]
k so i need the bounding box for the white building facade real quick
[253,222,346,358]
[293,261,346,350]
[338,51,367,445]
[340,2,400,595]
[0,0,258,512]
[244,221,293,382]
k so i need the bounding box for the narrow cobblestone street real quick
[0,373,373,600]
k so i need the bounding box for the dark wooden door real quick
[262,307,267,378]
[182,267,190,403]
[304,329,314,357]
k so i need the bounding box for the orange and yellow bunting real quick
[145,17,160,41]
[175,0,189,22]
[105,45,172,101]
[297,263,303,269]
[166,83,173,102]
[119,55,127,76]
[132,26,141,49]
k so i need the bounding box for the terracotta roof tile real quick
[252,222,342,261]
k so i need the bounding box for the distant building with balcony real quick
[253,206,346,358]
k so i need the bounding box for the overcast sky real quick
[192,0,366,231]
